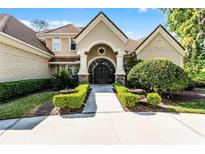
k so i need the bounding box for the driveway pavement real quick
[0,85,205,144]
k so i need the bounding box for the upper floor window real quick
[70,38,77,51]
[52,37,61,51]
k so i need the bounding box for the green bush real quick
[113,83,140,108]
[53,83,90,109]
[127,58,190,92]
[187,72,205,88]
[124,59,143,74]
[69,74,79,88]
[0,79,52,102]
[146,93,161,106]
[51,67,78,90]
[119,92,140,108]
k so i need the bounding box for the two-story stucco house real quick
[0,12,185,84]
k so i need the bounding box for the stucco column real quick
[78,50,89,83]
[115,50,125,75]
[115,49,126,85]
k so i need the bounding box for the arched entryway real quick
[88,58,115,84]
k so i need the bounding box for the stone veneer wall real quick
[115,74,125,85]
[79,74,89,83]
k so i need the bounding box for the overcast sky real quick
[0,8,166,39]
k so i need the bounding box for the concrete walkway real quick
[82,84,124,113]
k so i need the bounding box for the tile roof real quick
[45,24,82,34]
[125,39,140,53]
[0,14,53,55]
[125,38,146,53]
[36,30,50,38]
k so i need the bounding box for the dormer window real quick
[70,38,77,51]
[52,37,61,51]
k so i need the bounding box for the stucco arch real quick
[84,40,119,53]
[87,56,116,72]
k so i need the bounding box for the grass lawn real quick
[168,100,205,114]
[0,91,57,120]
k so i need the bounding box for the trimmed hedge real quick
[113,83,140,108]
[146,93,161,106]
[113,83,127,93]
[127,58,190,92]
[0,79,52,101]
[53,83,90,109]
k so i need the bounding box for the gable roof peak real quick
[99,11,107,16]
[158,24,163,27]
[135,24,185,55]
[75,11,128,42]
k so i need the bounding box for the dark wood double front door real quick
[89,58,115,84]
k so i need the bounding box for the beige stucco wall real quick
[86,44,117,70]
[78,21,125,51]
[0,42,51,82]
[137,33,183,66]
[46,37,78,57]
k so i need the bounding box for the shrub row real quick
[0,79,52,101]
[53,83,90,109]
[113,83,140,108]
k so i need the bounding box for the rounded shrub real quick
[146,93,161,106]
[127,58,190,92]
[119,92,140,108]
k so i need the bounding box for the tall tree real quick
[31,19,49,32]
[161,9,205,72]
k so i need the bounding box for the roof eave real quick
[0,31,54,58]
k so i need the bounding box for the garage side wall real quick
[0,42,52,82]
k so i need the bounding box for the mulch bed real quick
[31,88,92,116]
[162,91,205,102]
[123,102,172,113]
[120,98,174,113]
[113,88,205,113]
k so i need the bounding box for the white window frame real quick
[52,37,61,52]
[69,38,77,51]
